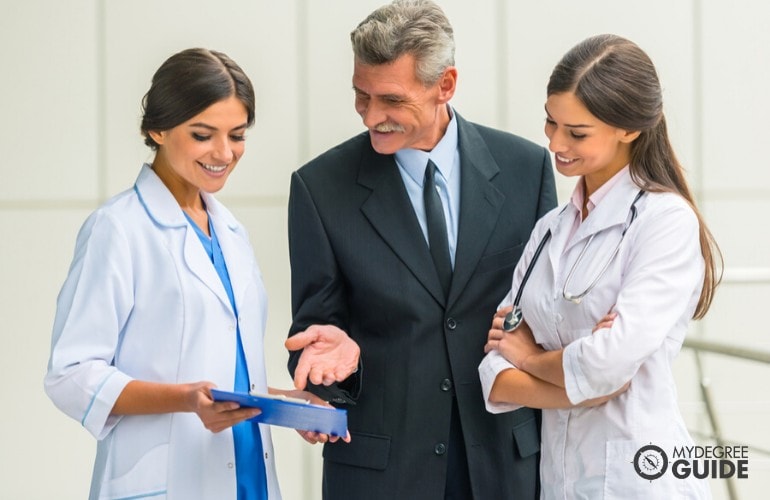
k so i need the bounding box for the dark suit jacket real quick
[288,113,557,499]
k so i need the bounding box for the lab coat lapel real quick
[546,202,577,270]
[358,146,447,306]
[563,170,641,252]
[449,117,504,308]
[204,194,269,393]
[181,226,234,313]
[204,194,252,315]
[134,164,233,313]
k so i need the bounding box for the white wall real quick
[1,1,768,498]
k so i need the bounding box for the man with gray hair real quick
[286,1,556,498]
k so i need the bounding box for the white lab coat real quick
[45,165,281,500]
[480,169,711,499]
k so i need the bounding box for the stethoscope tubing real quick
[503,190,644,332]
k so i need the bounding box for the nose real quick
[547,136,561,154]
[212,138,235,163]
[547,130,567,154]
[357,99,385,129]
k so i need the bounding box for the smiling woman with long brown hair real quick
[481,34,721,499]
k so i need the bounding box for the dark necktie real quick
[423,160,452,297]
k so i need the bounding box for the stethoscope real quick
[503,190,645,332]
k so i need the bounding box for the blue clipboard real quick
[210,389,348,437]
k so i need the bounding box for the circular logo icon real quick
[633,444,668,480]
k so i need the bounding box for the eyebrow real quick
[544,105,593,128]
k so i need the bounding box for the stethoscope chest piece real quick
[503,306,523,332]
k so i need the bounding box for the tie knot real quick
[425,159,438,183]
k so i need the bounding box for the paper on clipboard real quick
[210,389,348,437]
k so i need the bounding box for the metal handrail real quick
[683,337,770,365]
[682,336,770,500]
[719,267,770,284]
[679,266,770,499]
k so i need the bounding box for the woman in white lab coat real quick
[44,48,329,500]
[480,35,722,499]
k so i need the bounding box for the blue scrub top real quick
[185,212,268,500]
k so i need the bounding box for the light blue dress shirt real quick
[394,107,460,267]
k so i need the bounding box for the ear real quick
[148,130,166,146]
[618,129,641,143]
[435,66,458,104]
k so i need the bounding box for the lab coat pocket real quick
[100,443,168,500]
[604,440,694,500]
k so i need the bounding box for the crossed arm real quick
[483,306,627,409]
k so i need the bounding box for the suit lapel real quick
[358,117,506,308]
[449,116,505,308]
[358,146,447,305]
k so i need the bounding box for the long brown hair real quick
[547,34,722,318]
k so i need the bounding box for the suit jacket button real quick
[434,443,447,455]
[446,318,457,330]
[440,379,453,391]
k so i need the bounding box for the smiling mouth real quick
[555,154,577,164]
[199,163,227,173]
